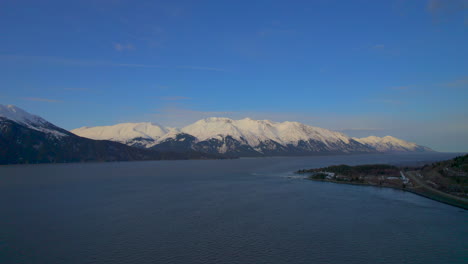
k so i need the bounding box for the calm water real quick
[0,153,466,264]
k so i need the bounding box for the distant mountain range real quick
[72,116,433,157]
[0,104,433,164]
[354,136,432,152]
[0,105,218,165]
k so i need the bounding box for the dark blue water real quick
[0,153,466,264]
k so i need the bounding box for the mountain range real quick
[0,105,217,165]
[72,116,433,157]
[0,104,433,164]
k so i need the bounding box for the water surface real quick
[0,153,466,264]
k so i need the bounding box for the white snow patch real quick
[72,122,170,147]
[69,115,428,153]
[354,135,421,152]
[0,104,67,137]
[180,117,351,147]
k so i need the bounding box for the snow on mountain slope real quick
[0,105,209,165]
[0,104,68,137]
[181,117,246,142]
[273,121,351,146]
[71,122,173,147]
[180,117,351,147]
[354,136,432,152]
[71,116,433,155]
[154,128,186,143]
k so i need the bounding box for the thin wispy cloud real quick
[370,44,400,56]
[159,96,191,101]
[427,0,443,13]
[374,99,404,105]
[0,54,162,68]
[427,0,468,14]
[177,66,227,72]
[0,55,227,72]
[63,88,89,91]
[114,43,134,52]
[257,29,295,38]
[396,0,468,26]
[372,44,385,49]
[440,77,468,88]
[112,63,163,68]
[22,97,62,103]
[426,0,468,24]
[367,43,401,57]
[156,85,170,90]
[389,76,468,91]
[390,86,411,90]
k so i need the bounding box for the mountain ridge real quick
[1,104,433,163]
[354,135,433,152]
[72,117,433,156]
[0,104,71,138]
[0,105,219,165]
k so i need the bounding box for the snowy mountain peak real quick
[180,117,353,147]
[0,104,68,137]
[358,135,409,145]
[354,135,432,152]
[71,122,173,147]
[0,104,46,126]
[71,116,433,155]
[382,136,399,141]
[2,106,433,159]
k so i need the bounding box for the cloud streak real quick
[372,44,385,49]
[427,0,468,14]
[373,99,404,105]
[440,77,468,88]
[390,86,411,90]
[114,43,134,51]
[63,87,89,91]
[22,97,62,103]
[0,54,226,72]
[177,66,227,72]
[426,0,468,24]
[0,54,163,68]
[389,76,468,91]
[159,96,191,101]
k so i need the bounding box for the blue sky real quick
[1,0,467,151]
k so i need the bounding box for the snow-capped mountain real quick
[0,105,214,164]
[0,104,70,138]
[354,136,433,152]
[172,117,373,155]
[1,104,433,164]
[71,122,176,148]
[74,117,436,156]
[181,117,351,147]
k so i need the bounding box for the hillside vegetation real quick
[297,154,468,209]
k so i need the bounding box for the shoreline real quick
[307,178,468,210]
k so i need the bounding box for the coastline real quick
[306,177,468,210]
